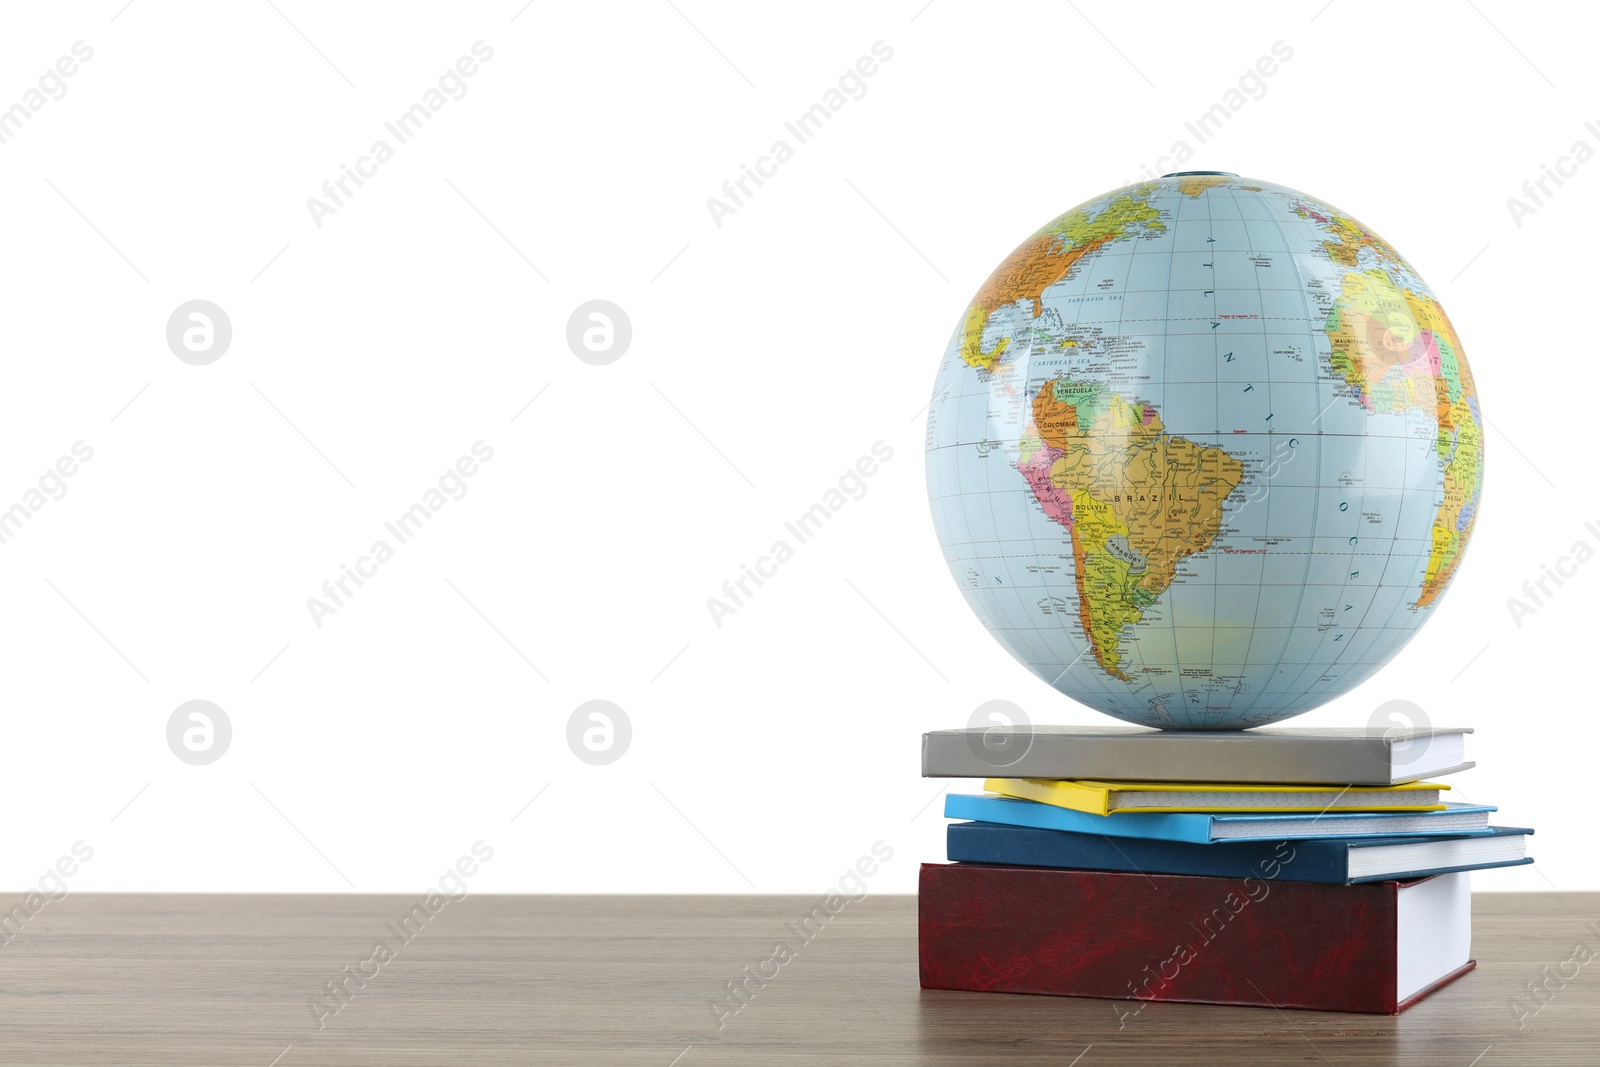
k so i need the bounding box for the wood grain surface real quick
[0,892,1592,1065]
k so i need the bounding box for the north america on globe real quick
[925,173,1484,730]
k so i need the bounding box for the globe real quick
[925,173,1483,730]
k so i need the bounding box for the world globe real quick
[925,173,1483,730]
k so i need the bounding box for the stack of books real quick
[919,725,1533,1014]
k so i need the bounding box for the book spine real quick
[919,863,1401,1012]
[986,777,1115,817]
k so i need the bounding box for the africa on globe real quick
[925,173,1483,730]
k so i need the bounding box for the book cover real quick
[984,776,1447,814]
[946,821,1535,884]
[923,725,1473,785]
[919,863,1475,1014]
[944,793,1495,843]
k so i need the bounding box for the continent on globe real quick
[925,172,1486,729]
[960,191,1163,372]
[1292,199,1405,269]
[1018,379,1243,681]
[1321,268,1483,608]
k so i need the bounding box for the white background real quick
[0,0,1589,895]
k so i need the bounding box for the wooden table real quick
[2,893,1593,1064]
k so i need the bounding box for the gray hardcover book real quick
[922,726,1473,786]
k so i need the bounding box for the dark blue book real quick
[946,820,1534,885]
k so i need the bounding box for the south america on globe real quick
[925,173,1483,730]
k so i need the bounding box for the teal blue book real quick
[944,793,1497,844]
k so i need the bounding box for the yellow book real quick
[983,777,1450,815]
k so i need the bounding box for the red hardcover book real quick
[919,863,1474,1014]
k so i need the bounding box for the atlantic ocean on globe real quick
[925,173,1483,730]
